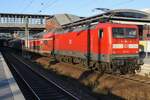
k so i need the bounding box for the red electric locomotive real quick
[48,22,140,74]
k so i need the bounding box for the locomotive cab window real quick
[125,28,137,38]
[98,29,103,38]
[112,28,124,38]
[112,28,137,38]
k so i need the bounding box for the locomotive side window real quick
[112,28,137,38]
[112,28,124,38]
[98,29,103,38]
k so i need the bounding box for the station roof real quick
[103,9,150,25]
[54,14,82,25]
[47,14,83,26]
[104,9,150,19]
[62,9,150,27]
[0,12,51,17]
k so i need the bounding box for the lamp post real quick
[25,16,30,58]
[25,16,29,49]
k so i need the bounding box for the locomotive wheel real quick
[82,60,87,66]
[73,58,80,64]
[68,57,73,63]
[135,65,141,73]
[101,63,106,73]
[111,64,117,73]
[59,57,63,62]
[63,56,68,63]
[95,63,101,72]
[129,64,135,74]
[95,62,106,74]
[73,58,77,64]
[72,58,83,64]
[61,57,64,62]
[89,62,95,70]
[120,66,128,75]
[105,63,112,73]
[66,57,70,63]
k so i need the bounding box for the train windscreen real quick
[112,28,137,38]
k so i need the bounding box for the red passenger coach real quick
[30,32,55,54]
[40,33,54,54]
[28,39,42,52]
[29,39,34,50]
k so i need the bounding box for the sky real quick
[0,0,149,17]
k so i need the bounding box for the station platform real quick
[0,52,25,100]
[138,58,150,77]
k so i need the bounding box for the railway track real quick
[1,51,80,100]
[117,74,150,85]
[103,72,150,86]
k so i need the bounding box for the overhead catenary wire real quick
[21,0,35,13]
[38,0,58,13]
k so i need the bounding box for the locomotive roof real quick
[62,9,150,28]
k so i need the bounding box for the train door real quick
[97,25,111,62]
[97,28,104,61]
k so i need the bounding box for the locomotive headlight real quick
[112,44,123,49]
[128,44,138,48]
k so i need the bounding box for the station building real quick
[0,13,50,39]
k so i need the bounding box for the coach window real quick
[98,29,103,38]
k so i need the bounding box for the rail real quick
[2,51,79,100]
